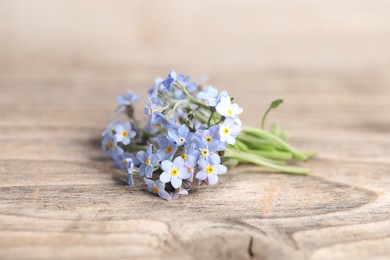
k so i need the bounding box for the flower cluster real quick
[102,70,315,201]
[102,70,242,200]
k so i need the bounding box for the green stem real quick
[261,106,273,129]
[251,150,293,161]
[224,150,310,175]
[226,146,287,165]
[261,99,284,129]
[243,126,308,161]
[207,110,215,127]
[174,83,208,109]
[237,134,275,151]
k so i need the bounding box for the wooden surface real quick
[1,1,390,259]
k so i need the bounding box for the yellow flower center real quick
[166,146,173,154]
[153,186,160,193]
[201,149,209,157]
[206,136,212,143]
[182,153,188,160]
[109,141,115,149]
[154,123,161,128]
[171,168,179,176]
[206,165,215,174]
[164,118,170,123]
[122,131,129,137]
[122,159,127,166]
[145,157,151,166]
[223,127,230,135]
[227,109,233,115]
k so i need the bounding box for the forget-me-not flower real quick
[137,144,160,178]
[125,157,135,187]
[114,122,136,145]
[197,86,219,107]
[102,135,124,158]
[219,118,241,145]
[160,156,191,189]
[162,69,177,92]
[151,112,178,129]
[177,73,198,93]
[195,125,222,147]
[102,120,120,137]
[156,135,178,161]
[196,156,227,185]
[144,178,172,201]
[196,138,219,162]
[113,152,133,169]
[216,95,243,126]
[117,90,140,108]
[168,124,192,146]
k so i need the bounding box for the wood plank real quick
[0,0,390,259]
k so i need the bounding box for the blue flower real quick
[117,90,140,107]
[125,157,135,187]
[136,144,160,178]
[148,77,164,97]
[156,134,178,161]
[181,142,200,162]
[168,124,193,146]
[113,152,133,169]
[219,118,241,145]
[196,156,227,185]
[177,73,199,93]
[183,152,197,182]
[102,120,120,137]
[162,69,177,92]
[151,112,178,129]
[160,156,191,188]
[216,95,243,126]
[195,125,221,147]
[195,138,220,162]
[144,178,172,201]
[102,135,124,158]
[196,125,226,151]
[114,122,136,145]
[197,86,219,107]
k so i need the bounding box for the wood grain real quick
[1,1,390,259]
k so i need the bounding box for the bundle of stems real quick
[223,100,315,175]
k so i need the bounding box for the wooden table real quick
[1,1,389,259]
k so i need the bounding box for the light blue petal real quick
[145,166,154,178]
[196,170,207,180]
[214,164,227,175]
[171,177,182,188]
[159,172,172,183]
[173,156,184,168]
[161,160,173,172]
[208,174,218,185]
[159,190,172,201]
[179,167,191,179]
[208,153,221,165]
[139,164,146,176]
[127,174,134,187]
[198,157,208,169]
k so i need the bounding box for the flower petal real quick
[171,177,182,188]
[159,190,172,201]
[214,164,227,175]
[161,160,173,172]
[196,170,207,180]
[159,172,172,183]
[208,174,219,185]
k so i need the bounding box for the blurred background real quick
[1,0,390,162]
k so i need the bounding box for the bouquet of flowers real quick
[102,70,315,200]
